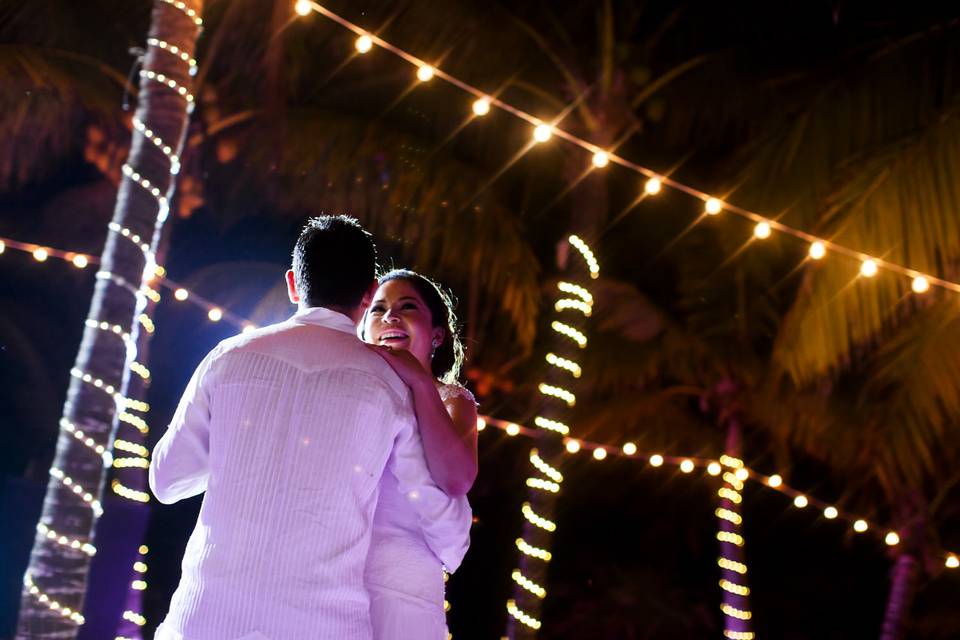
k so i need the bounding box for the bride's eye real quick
[370,304,385,313]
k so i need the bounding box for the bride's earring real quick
[431,338,441,358]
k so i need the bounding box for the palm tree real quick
[16,0,203,635]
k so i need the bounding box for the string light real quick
[568,235,600,278]
[112,480,150,503]
[545,353,582,378]
[707,462,722,476]
[355,34,373,53]
[521,502,557,532]
[505,423,521,436]
[472,97,491,116]
[622,442,637,456]
[565,439,581,453]
[23,572,85,625]
[753,221,771,239]
[551,321,587,347]
[555,298,593,316]
[72,254,89,268]
[160,0,203,27]
[680,459,695,473]
[533,416,570,435]
[36,522,96,556]
[208,307,223,322]
[735,468,749,481]
[860,259,878,278]
[645,177,662,195]
[591,150,609,168]
[592,447,607,460]
[912,276,930,293]
[49,467,103,517]
[824,506,839,519]
[476,417,486,432]
[294,0,312,16]
[533,123,552,142]
[526,478,560,494]
[720,580,750,597]
[793,495,808,508]
[718,558,748,574]
[416,64,435,82]
[724,632,755,640]
[516,538,552,561]
[290,2,960,297]
[60,418,112,464]
[885,532,900,546]
[854,519,869,533]
[33,248,49,262]
[767,474,782,488]
[512,570,547,598]
[649,454,664,467]
[947,555,959,569]
[557,281,593,304]
[809,241,826,260]
[538,382,576,406]
[506,599,541,630]
[529,450,563,482]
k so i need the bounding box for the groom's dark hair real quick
[292,215,377,308]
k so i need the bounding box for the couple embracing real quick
[149,215,479,640]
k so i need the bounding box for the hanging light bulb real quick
[355,34,373,54]
[793,495,808,508]
[885,532,900,546]
[472,97,491,116]
[33,248,49,262]
[416,65,435,82]
[946,555,959,569]
[754,221,771,239]
[707,462,722,476]
[680,459,695,473]
[823,506,838,519]
[533,123,552,143]
[592,448,607,460]
[704,198,723,215]
[174,288,189,301]
[591,151,609,168]
[505,423,520,436]
[565,439,581,453]
[860,259,878,278]
[644,177,662,195]
[853,519,869,533]
[622,442,637,456]
[649,454,664,467]
[294,0,312,16]
[767,474,783,488]
[809,241,826,260]
[476,417,486,432]
[72,255,89,269]
[911,276,930,294]
[208,308,223,322]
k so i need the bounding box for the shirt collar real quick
[290,306,358,335]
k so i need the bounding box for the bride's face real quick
[363,279,441,369]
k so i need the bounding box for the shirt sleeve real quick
[386,399,473,572]
[149,348,218,504]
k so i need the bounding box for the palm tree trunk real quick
[17,2,202,637]
[878,552,920,640]
[506,166,605,638]
[717,413,755,640]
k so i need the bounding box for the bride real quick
[361,268,479,640]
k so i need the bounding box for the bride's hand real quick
[365,344,433,389]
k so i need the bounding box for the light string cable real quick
[292,1,960,297]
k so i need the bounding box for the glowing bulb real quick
[0,240,5,254]
[505,423,520,436]
[355,34,373,53]
[622,442,637,456]
[911,276,929,294]
[591,151,609,168]
[809,241,826,260]
[174,288,189,301]
[565,439,580,453]
[860,259,878,278]
[946,555,959,569]
[767,474,782,488]
[754,221,771,239]
[242,324,257,334]
[294,0,312,16]
[793,495,808,508]
[416,65,435,82]
[649,454,664,467]
[853,519,868,533]
[208,308,223,322]
[476,417,486,432]
[533,123,552,142]
[823,506,838,519]
[472,97,491,116]
[72,255,89,269]
[707,462,722,476]
[644,177,662,195]
[592,448,607,460]
[678,459,694,473]
[735,468,749,481]
[705,198,723,215]
[33,248,49,262]
[885,532,900,546]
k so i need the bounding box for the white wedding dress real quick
[364,383,476,640]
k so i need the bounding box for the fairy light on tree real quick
[16,0,203,635]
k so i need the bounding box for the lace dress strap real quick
[438,383,478,406]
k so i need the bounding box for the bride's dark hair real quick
[377,269,464,384]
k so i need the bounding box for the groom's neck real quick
[300,302,363,325]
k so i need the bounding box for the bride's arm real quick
[369,345,478,497]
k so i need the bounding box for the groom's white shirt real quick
[149,306,471,640]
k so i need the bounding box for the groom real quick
[149,216,471,640]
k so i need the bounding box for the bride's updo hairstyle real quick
[377,269,464,385]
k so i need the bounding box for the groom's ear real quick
[359,279,379,309]
[285,269,301,304]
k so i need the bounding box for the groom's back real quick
[162,315,411,640]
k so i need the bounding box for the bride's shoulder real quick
[438,383,478,406]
